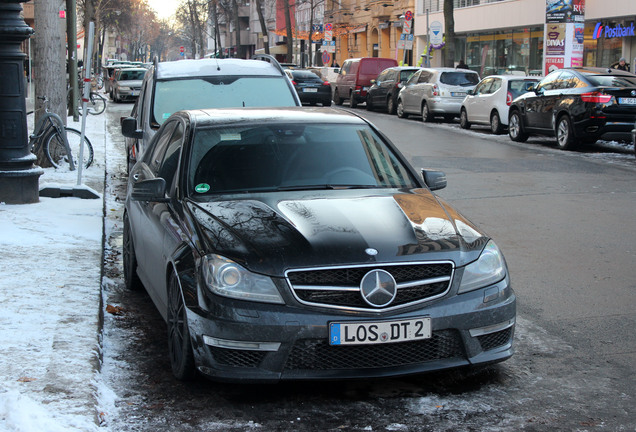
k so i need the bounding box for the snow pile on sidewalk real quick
[0,112,106,432]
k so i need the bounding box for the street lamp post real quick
[0,0,43,204]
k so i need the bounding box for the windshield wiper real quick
[276,184,379,191]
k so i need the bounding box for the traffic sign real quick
[325,23,333,31]
[430,21,443,45]
[324,30,333,41]
[403,20,411,34]
[405,10,413,21]
[322,51,331,65]
[179,46,184,53]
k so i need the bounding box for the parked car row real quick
[344,61,636,154]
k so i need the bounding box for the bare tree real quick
[176,0,208,58]
[299,0,324,67]
[254,0,269,55]
[283,0,293,63]
[443,0,455,67]
[33,0,67,166]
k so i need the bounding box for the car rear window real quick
[439,72,480,86]
[508,79,538,99]
[292,71,323,82]
[584,75,636,87]
[153,77,298,125]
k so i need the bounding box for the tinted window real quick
[153,77,297,125]
[474,78,493,95]
[490,78,502,93]
[189,123,418,195]
[399,70,418,82]
[508,79,538,99]
[147,121,178,173]
[291,71,322,82]
[157,123,184,193]
[536,71,561,91]
[439,72,480,86]
[584,74,636,87]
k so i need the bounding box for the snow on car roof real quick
[156,58,283,79]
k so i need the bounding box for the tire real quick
[167,269,196,381]
[333,88,343,105]
[113,90,120,103]
[490,111,503,134]
[556,115,576,150]
[460,108,471,129]
[366,95,374,111]
[323,99,332,107]
[508,111,529,142]
[44,127,94,169]
[387,96,396,115]
[123,212,143,291]
[88,92,106,115]
[349,93,358,108]
[421,102,433,122]
[396,99,408,118]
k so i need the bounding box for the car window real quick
[439,72,480,86]
[189,123,419,195]
[152,77,298,126]
[406,71,420,85]
[157,123,184,193]
[490,78,502,93]
[399,70,416,82]
[147,121,178,173]
[584,74,636,87]
[119,70,145,81]
[377,70,390,82]
[474,78,493,95]
[508,79,538,98]
[418,72,431,84]
[536,71,561,91]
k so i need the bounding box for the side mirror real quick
[121,117,143,139]
[334,68,340,74]
[466,89,474,96]
[370,79,376,84]
[131,178,168,202]
[421,169,447,191]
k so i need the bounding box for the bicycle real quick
[29,96,94,170]
[67,86,107,115]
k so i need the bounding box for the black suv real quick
[121,55,300,171]
[508,67,636,150]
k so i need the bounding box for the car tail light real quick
[580,92,612,103]
[506,92,513,106]
[323,81,330,86]
[355,85,362,91]
[291,80,297,86]
[396,82,403,89]
[432,84,439,96]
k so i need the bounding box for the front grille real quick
[284,330,464,371]
[477,327,513,352]
[209,346,266,368]
[286,262,453,310]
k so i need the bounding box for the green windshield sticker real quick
[195,183,210,193]
[162,112,172,119]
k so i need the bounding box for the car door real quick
[372,69,392,106]
[464,77,494,123]
[141,120,186,314]
[404,70,430,114]
[523,71,562,131]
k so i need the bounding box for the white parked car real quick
[460,75,539,134]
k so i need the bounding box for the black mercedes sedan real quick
[508,67,636,150]
[123,107,516,382]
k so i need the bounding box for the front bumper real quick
[186,276,516,382]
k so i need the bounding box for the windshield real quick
[153,77,298,125]
[188,123,419,196]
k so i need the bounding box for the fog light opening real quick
[203,335,281,352]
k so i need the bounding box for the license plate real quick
[303,88,318,93]
[131,91,138,96]
[452,92,466,97]
[618,97,636,105]
[329,317,431,346]
[363,86,369,91]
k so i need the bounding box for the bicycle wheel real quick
[44,127,94,169]
[88,92,106,115]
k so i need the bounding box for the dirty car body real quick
[123,107,516,382]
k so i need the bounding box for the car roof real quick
[427,67,479,73]
[179,107,368,128]
[565,67,636,77]
[480,75,540,80]
[156,58,285,79]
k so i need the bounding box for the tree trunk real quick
[33,0,67,167]
[255,0,269,55]
[307,5,313,67]
[233,0,241,58]
[283,0,293,63]
[443,0,455,67]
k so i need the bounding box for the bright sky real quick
[147,0,181,19]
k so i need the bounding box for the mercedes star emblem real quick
[359,269,397,307]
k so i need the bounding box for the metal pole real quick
[426,9,430,67]
[67,0,79,121]
[77,21,94,186]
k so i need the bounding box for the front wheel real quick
[349,93,358,108]
[396,100,408,118]
[167,270,196,381]
[366,95,374,111]
[460,108,471,129]
[44,127,94,169]
[87,92,106,115]
[508,111,528,142]
[387,97,396,115]
[490,111,503,134]
[556,115,577,150]
[333,88,343,105]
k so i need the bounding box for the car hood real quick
[187,189,488,276]
[116,79,142,86]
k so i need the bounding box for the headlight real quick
[458,240,507,294]
[202,255,284,304]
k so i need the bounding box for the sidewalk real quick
[0,105,107,431]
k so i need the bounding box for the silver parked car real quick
[111,67,146,102]
[397,68,480,122]
[460,75,539,134]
